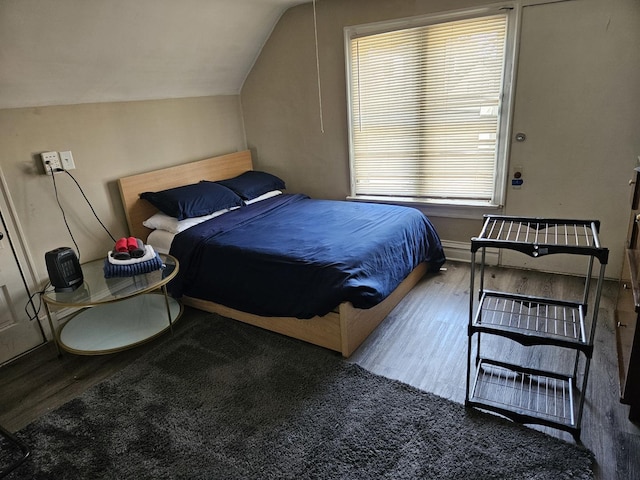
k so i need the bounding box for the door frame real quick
[0,167,47,362]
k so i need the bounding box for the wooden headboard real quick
[118,150,253,240]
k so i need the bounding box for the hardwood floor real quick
[350,261,640,480]
[1,261,638,479]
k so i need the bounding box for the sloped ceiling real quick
[0,0,308,109]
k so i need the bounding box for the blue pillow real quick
[140,182,243,220]
[216,170,286,201]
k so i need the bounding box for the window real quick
[345,7,517,209]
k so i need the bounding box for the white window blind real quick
[349,14,509,203]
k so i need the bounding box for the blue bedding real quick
[168,194,445,319]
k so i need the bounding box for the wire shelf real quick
[479,217,598,247]
[474,291,588,348]
[469,360,576,428]
[470,215,609,264]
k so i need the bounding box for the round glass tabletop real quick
[42,253,178,307]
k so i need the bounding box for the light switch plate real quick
[59,151,75,170]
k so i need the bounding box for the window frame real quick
[344,3,520,217]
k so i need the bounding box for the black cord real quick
[16,163,104,337]
[63,170,117,243]
[49,164,81,260]
[25,281,51,322]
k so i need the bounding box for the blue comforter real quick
[168,194,445,318]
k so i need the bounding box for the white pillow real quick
[244,190,282,205]
[143,208,233,234]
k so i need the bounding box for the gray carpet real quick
[9,313,593,479]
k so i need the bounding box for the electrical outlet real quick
[59,151,75,170]
[41,151,62,175]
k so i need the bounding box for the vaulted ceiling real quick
[0,0,308,109]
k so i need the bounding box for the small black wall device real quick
[45,247,83,292]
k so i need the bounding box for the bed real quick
[118,150,445,357]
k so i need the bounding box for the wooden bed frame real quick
[118,150,428,357]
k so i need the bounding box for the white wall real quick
[241,0,640,278]
[0,96,246,286]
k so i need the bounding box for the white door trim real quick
[0,167,48,343]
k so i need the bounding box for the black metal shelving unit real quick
[465,215,609,440]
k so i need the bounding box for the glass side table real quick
[42,253,182,355]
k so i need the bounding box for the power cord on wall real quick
[25,163,119,323]
[48,164,81,259]
[62,169,117,244]
[47,163,118,261]
[5,160,120,354]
